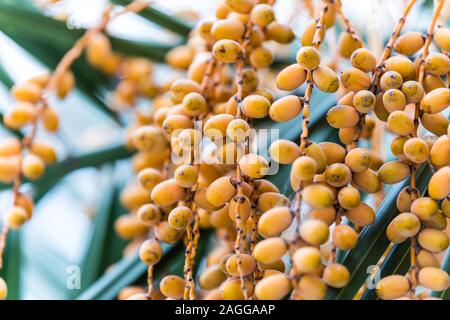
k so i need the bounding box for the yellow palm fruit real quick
[433,27,450,51]
[376,275,410,300]
[206,176,236,207]
[165,45,195,70]
[249,46,274,68]
[160,275,185,300]
[258,260,286,273]
[155,221,183,244]
[253,179,279,195]
[338,32,363,58]
[276,64,307,91]
[303,145,326,176]
[56,71,75,99]
[312,65,339,93]
[4,103,35,129]
[323,263,350,289]
[199,265,227,291]
[11,81,42,103]
[118,286,149,300]
[137,203,161,226]
[420,112,449,136]
[417,228,449,253]
[394,31,424,55]
[403,137,429,164]
[352,169,381,194]
[302,184,335,209]
[240,69,259,95]
[239,153,269,178]
[213,39,242,63]
[119,183,150,211]
[425,52,450,76]
[428,166,450,200]
[139,239,162,266]
[296,46,321,71]
[326,105,360,129]
[228,195,252,222]
[338,127,356,145]
[0,137,21,157]
[21,154,45,180]
[204,113,234,141]
[269,95,302,122]
[170,79,201,102]
[324,163,352,187]
[114,215,148,240]
[301,20,317,47]
[265,22,295,44]
[380,70,403,91]
[382,89,406,113]
[0,277,7,300]
[253,237,287,264]
[269,139,300,164]
[225,118,249,143]
[352,90,376,113]
[4,205,29,229]
[131,125,168,153]
[385,55,416,81]
[319,142,346,165]
[373,92,390,122]
[292,246,322,274]
[41,107,59,132]
[421,88,450,114]
[255,273,291,300]
[257,192,289,212]
[226,0,254,14]
[162,114,193,136]
[241,94,270,118]
[28,73,49,88]
[258,206,292,238]
[387,110,414,136]
[423,211,447,230]
[138,168,163,191]
[209,204,232,229]
[151,179,185,207]
[346,203,375,226]
[310,207,336,226]
[250,4,274,26]
[396,186,419,212]
[299,218,330,245]
[225,253,256,276]
[417,249,440,268]
[296,275,327,300]
[337,186,360,210]
[441,199,450,218]
[418,267,449,291]
[390,136,408,159]
[401,80,424,104]
[350,48,376,72]
[391,212,421,238]
[423,74,446,93]
[345,147,371,173]
[429,136,450,167]
[378,160,410,184]
[219,277,254,300]
[15,193,33,219]
[340,67,370,91]
[174,164,198,188]
[291,156,317,181]
[182,92,207,116]
[86,33,111,67]
[332,224,358,250]
[254,87,274,103]
[29,140,57,165]
[211,18,245,41]
[168,206,193,230]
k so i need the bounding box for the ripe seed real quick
[160,275,185,300]
[417,228,449,253]
[424,52,450,76]
[299,218,330,245]
[384,55,416,81]
[269,139,300,164]
[255,273,291,300]
[333,224,358,250]
[323,263,350,289]
[228,195,252,222]
[258,206,292,238]
[423,74,446,93]
[138,168,163,191]
[428,166,450,200]
[250,4,275,26]
[433,27,450,51]
[219,278,254,300]
[225,0,254,14]
[4,206,29,230]
[387,111,414,136]
[345,148,372,173]
[293,246,322,274]
[213,39,242,63]
[114,215,149,240]
[253,237,287,264]
[304,143,327,173]
[391,212,421,238]
[418,267,450,291]
[417,249,440,268]
[309,207,336,226]
[319,142,346,165]
[352,169,382,194]
[199,265,227,290]
[206,176,236,207]
[378,160,410,184]
[137,204,161,226]
[346,203,375,226]
[29,141,57,165]
[352,90,376,113]
[12,82,42,103]
[338,32,363,58]
[396,186,419,212]
[151,179,185,207]
[350,48,376,72]
[168,206,193,230]
[257,192,289,212]
[225,253,256,276]
[131,125,168,153]
[297,275,327,300]
[394,31,424,55]
[269,95,302,122]
[276,64,307,91]
[382,89,406,113]
[340,67,370,91]
[241,94,270,119]
[56,71,75,99]
[249,46,274,68]
[238,153,269,178]
[155,221,183,244]
[312,65,339,93]
[376,275,410,300]
[265,22,295,44]
[42,107,59,132]
[22,154,45,180]
[338,186,360,210]
[430,136,450,167]
[380,71,403,91]
[174,164,198,188]
[182,92,207,116]
[296,46,321,71]
[401,80,424,104]
[301,20,317,47]
[403,137,429,164]
[302,184,335,209]
[324,163,352,187]
[211,18,245,41]
[326,105,360,129]
[204,114,234,141]
[139,239,162,266]
[420,112,449,137]
[411,197,438,221]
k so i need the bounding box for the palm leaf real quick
[0,230,21,300]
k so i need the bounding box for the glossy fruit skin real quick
[292,246,322,274]
[253,237,287,264]
[351,48,376,72]
[417,228,449,253]
[323,263,350,288]
[258,206,292,238]
[276,64,307,91]
[269,95,302,122]
[312,65,339,93]
[255,273,291,300]
[219,278,254,300]
[376,275,410,300]
[225,253,256,276]
[296,46,321,70]
[213,39,242,63]
[159,275,185,300]
[299,219,330,245]
[418,267,450,291]
[139,239,162,266]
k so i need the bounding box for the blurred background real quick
[0,0,445,299]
